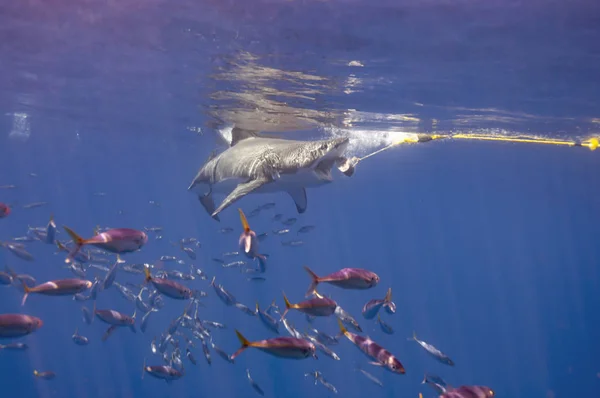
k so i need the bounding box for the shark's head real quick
[321,137,350,159]
[306,137,350,180]
[307,137,350,166]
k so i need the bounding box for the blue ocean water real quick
[1,1,599,397]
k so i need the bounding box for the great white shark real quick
[188,127,355,220]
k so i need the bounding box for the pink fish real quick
[0,314,43,338]
[231,330,316,360]
[63,226,147,263]
[362,288,393,319]
[303,266,379,297]
[439,385,494,398]
[337,318,405,374]
[238,209,267,270]
[0,203,10,218]
[281,292,337,319]
[20,278,93,305]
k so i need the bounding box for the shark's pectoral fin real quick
[287,187,307,214]
[199,193,220,222]
[213,178,269,217]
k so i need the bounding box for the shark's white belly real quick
[211,169,331,195]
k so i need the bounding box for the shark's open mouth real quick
[314,158,336,181]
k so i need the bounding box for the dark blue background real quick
[1,1,599,397]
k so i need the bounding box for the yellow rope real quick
[355,133,598,165]
[451,133,598,151]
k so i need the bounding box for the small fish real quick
[303,266,379,297]
[211,342,234,363]
[210,277,237,306]
[272,214,282,221]
[223,260,246,268]
[63,226,148,263]
[0,271,13,285]
[0,242,34,261]
[337,319,405,374]
[356,368,383,387]
[272,228,290,235]
[282,292,337,319]
[297,225,316,234]
[82,307,93,325]
[45,215,57,244]
[440,385,494,398]
[139,310,151,333]
[33,370,56,380]
[384,300,397,314]
[281,240,304,247]
[102,259,120,290]
[334,305,362,332]
[186,347,197,365]
[93,192,107,197]
[260,202,275,210]
[0,185,16,189]
[409,331,454,366]
[248,208,261,218]
[143,267,194,300]
[65,262,86,279]
[0,342,28,350]
[12,236,35,242]
[422,373,447,395]
[305,370,338,394]
[235,302,257,316]
[310,328,338,346]
[231,330,316,360]
[282,218,297,226]
[248,277,266,282]
[200,338,211,365]
[256,302,280,334]
[246,368,264,396]
[0,203,11,218]
[22,202,48,209]
[218,227,233,234]
[281,318,303,339]
[305,335,340,360]
[223,251,239,257]
[377,314,394,334]
[143,360,183,383]
[11,273,37,290]
[95,309,136,341]
[362,288,393,320]
[181,246,196,260]
[0,314,43,338]
[72,328,89,345]
[202,320,226,329]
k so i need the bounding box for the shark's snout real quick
[334,137,350,149]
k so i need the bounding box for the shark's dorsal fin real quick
[230,127,282,146]
[206,150,217,162]
[231,127,260,146]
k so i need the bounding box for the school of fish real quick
[0,191,494,397]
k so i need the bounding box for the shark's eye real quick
[320,143,328,150]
